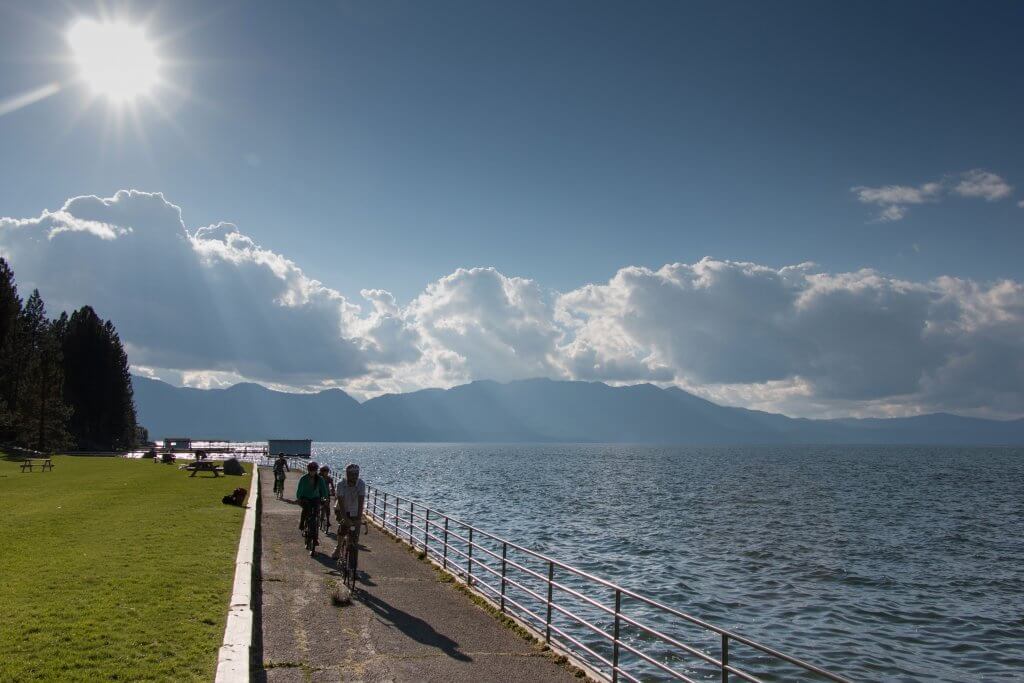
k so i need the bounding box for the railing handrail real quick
[365,484,854,683]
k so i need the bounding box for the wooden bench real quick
[20,458,54,472]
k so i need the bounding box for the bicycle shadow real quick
[357,590,472,662]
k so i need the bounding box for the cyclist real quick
[318,465,335,531]
[272,453,289,497]
[332,463,365,563]
[296,461,330,556]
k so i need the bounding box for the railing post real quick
[612,589,621,683]
[443,517,449,570]
[499,542,508,612]
[409,501,415,545]
[424,509,430,554]
[382,492,387,527]
[394,497,400,535]
[373,489,378,520]
[467,527,474,584]
[721,633,729,683]
[545,561,554,642]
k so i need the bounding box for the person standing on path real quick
[273,453,289,497]
[332,463,365,561]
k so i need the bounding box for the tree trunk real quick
[38,353,47,451]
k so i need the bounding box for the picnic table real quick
[183,460,223,477]
[20,458,54,473]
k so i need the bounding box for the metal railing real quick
[365,485,853,683]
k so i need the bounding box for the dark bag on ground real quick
[222,457,244,476]
[222,487,247,506]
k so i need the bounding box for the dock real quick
[256,471,578,682]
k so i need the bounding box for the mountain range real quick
[132,376,1024,445]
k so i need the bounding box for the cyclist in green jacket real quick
[296,461,330,555]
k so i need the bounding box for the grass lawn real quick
[0,455,251,682]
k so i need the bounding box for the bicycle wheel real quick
[337,541,349,579]
[304,503,318,553]
[346,533,358,589]
[306,523,317,553]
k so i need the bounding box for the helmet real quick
[307,461,318,472]
[345,463,359,474]
[319,465,330,473]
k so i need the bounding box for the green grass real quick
[0,455,250,682]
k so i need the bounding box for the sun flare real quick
[68,19,159,102]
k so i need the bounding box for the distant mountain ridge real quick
[132,375,1024,445]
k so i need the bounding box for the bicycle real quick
[273,473,285,499]
[336,518,360,590]
[319,497,331,533]
[300,499,319,556]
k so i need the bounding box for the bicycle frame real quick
[338,521,360,589]
[301,499,320,550]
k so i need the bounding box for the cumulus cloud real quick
[852,169,1013,221]
[0,190,396,386]
[404,267,564,384]
[556,258,1024,416]
[2,191,1023,418]
[952,169,1012,201]
[852,181,942,221]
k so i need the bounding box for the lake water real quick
[313,444,1024,681]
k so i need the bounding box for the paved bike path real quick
[256,469,579,682]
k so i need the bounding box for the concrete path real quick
[256,469,579,682]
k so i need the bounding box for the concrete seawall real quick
[216,465,260,682]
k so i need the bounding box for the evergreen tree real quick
[104,319,138,448]
[16,290,72,451]
[62,306,138,449]
[0,258,23,439]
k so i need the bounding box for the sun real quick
[67,19,160,103]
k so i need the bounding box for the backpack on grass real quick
[222,487,247,506]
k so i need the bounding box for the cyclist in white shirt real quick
[332,463,365,561]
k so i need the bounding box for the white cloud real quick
[0,190,393,386]
[3,191,1023,418]
[852,181,942,221]
[403,267,564,384]
[953,169,1012,201]
[555,258,1024,417]
[853,169,1013,221]
[853,182,941,207]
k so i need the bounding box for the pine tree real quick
[0,258,23,439]
[62,306,137,449]
[104,319,138,449]
[16,291,72,451]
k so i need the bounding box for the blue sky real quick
[1,1,1022,417]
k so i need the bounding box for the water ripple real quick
[316,443,1024,682]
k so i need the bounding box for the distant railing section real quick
[124,442,270,463]
[365,485,853,683]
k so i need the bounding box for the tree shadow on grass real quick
[1,448,38,462]
[357,591,472,662]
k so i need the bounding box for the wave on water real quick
[313,443,1024,682]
